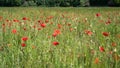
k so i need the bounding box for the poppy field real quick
[0,7,120,68]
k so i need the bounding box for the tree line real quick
[0,0,120,7]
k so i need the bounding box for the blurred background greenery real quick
[0,0,120,7]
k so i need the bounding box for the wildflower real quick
[21,36,28,42]
[2,24,5,28]
[13,19,19,22]
[47,16,54,19]
[45,19,49,23]
[52,29,61,37]
[38,28,41,30]
[50,22,53,24]
[23,27,27,31]
[22,17,28,20]
[85,30,93,36]
[112,42,116,47]
[33,25,36,28]
[52,33,58,37]
[53,41,59,46]
[32,45,36,49]
[94,58,99,64]
[12,29,17,34]
[40,23,46,28]
[96,13,101,17]
[54,29,61,34]
[6,19,10,22]
[99,46,105,52]
[0,16,2,20]
[105,19,111,25]
[58,24,62,29]
[70,28,73,32]
[38,20,42,23]
[21,43,26,47]
[67,23,71,26]
[102,32,109,37]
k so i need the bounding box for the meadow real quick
[0,7,120,68]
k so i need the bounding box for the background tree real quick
[114,0,120,6]
[90,0,108,6]
[0,0,120,7]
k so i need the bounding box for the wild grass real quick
[0,7,120,68]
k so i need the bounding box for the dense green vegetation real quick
[0,7,120,68]
[0,0,120,7]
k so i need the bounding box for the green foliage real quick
[0,0,120,7]
[0,0,23,6]
[90,0,108,6]
[0,7,120,68]
[59,0,71,7]
[114,0,120,6]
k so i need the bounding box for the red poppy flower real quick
[38,20,43,23]
[2,24,5,27]
[94,58,99,64]
[45,19,49,23]
[58,24,62,29]
[67,23,71,26]
[6,19,10,22]
[21,37,28,42]
[33,25,36,28]
[47,16,54,19]
[52,29,61,37]
[105,19,111,25]
[112,42,116,47]
[0,16,2,20]
[13,19,19,22]
[40,23,46,28]
[22,17,28,20]
[52,33,57,37]
[99,46,105,52]
[96,13,101,17]
[21,43,26,47]
[85,30,93,36]
[23,27,27,31]
[102,32,109,37]
[38,28,41,30]
[53,41,59,46]
[12,29,17,34]
[54,29,61,34]
[70,28,73,32]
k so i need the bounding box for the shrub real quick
[114,0,120,6]
[90,0,108,6]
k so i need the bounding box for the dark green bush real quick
[90,0,108,6]
[0,0,119,7]
[114,0,120,6]
[0,0,23,6]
